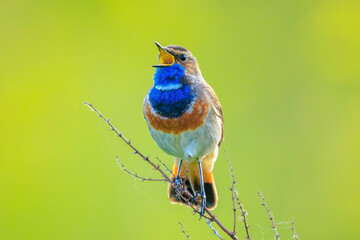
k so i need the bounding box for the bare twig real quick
[258,192,280,240]
[83,102,171,182]
[234,194,251,239]
[178,222,190,240]
[291,217,298,240]
[156,157,173,176]
[205,219,224,240]
[84,101,239,240]
[116,156,166,182]
[227,154,237,234]
[226,153,251,240]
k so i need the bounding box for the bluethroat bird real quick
[144,42,224,217]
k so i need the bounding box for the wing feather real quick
[203,83,224,146]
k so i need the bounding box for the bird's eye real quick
[180,54,187,62]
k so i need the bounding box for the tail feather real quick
[168,151,218,210]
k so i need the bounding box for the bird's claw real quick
[191,192,206,219]
[174,176,183,195]
[191,193,201,202]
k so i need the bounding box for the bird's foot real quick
[191,193,201,203]
[174,176,183,196]
[190,192,206,219]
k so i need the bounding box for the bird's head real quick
[152,42,201,76]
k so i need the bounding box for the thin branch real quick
[226,153,251,240]
[178,222,190,240]
[119,157,203,217]
[205,219,224,240]
[116,156,166,182]
[84,102,171,181]
[258,192,280,240]
[156,157,173,176]
[228,154,237,234]
[84,101,239,240]
[234,194,251,240]
[291,217,298,240]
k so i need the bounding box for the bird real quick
[143,42,224,217]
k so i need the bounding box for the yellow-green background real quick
[1,0,359,239]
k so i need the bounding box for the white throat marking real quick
[154,83,183,91]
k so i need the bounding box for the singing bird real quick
[143,42,224,216]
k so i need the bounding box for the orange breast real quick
[145,99,209,135]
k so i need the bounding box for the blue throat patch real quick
[149,63,193,118]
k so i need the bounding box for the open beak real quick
[152,41,175,68]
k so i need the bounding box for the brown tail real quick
[168,151,218,210]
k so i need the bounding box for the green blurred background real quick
[1,0,359,239]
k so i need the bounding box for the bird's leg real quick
[174,159,183,194]
[198,160,206,219]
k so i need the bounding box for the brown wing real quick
[203,83,224,146]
